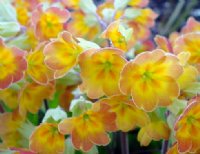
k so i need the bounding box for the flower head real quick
[32,6,70,40]
[78,48,127,99]
[0,39,27,89]
[58,103,117,152]
[120,49,183,111]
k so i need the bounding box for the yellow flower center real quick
[104,61,112,70]
[83,113,90,121]
[187,115,196,124]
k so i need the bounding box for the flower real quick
[120,49,183,111]
[174,97,200,153]
[0,39,27,89]
[44,31,83,78]
[29,123,65,154]
[32,6,70,40]
[27,43,54,85]
[174,33,200,65]
[58,103,117,152]
[78,48,127,99]
[19,82,55,116]
[99,95,150,132]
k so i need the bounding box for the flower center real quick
[187,115,196,124]
[83,113,90,121]
[142,71,153,80]
[104,61,112,70]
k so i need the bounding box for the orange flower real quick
[99,95,150,132]
[30,123,65,154]
[174,97,200,153]
[154,35,173,52]
[0,39,27,89]
[19,82,55,116]
[32,6,70,40]
[78,48,127,99]
[44,31,83,78]
[58,103,117,152]
[61,0,80,10]
[27,43,54,85]
[174,33,200,65]
[120,49,183,111]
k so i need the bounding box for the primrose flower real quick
[30,123,65,154]
[181,17,200,34]
[67,11,100,40]
[0,39,27,89]
[120,49,183,111]
[174,33,200,65]
[27,43,54,85]
[99,95,150,132]
[32,6,70,40]
[0,87,19,109]
[58,103,117,152]
[44,31,83,78]
[174,97,200,153]
[102,20,128,51]
[78,48,127,99]
[137,115,170,146]
[19,82,55,116]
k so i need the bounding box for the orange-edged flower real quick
[181,17,200,34]
[67,11,100,40]
[0,39,27,89]
[30,123,65,154]
[58,103,117,152]
[99,95,150,132]
[78,48,127,99]
[19,82,55,116]
[32,6,70,40]
[44,31,83,78]
[174,33,200,65]
[137,115,170,146]
[102,20,128,51]
[167,143,200,154]
[120,49,183,111]
[128,0,149,8]
[0,87,19,109]
[27,43,54,85]
[174,97,200,153]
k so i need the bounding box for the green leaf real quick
[79,0,97,14]
[124,8,141,19]
[42,106,67,123]
[184,82,200,94]
[70,97,92,117]
[168,98,187,116]
[114,0,130,10]
[77,38,100,50]
[0,22,20,37]
[0,0,17,22]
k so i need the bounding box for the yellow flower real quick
[120,49,183,111]
[58,103,117,152]
[0,39,27,89]
[99,95,150,132]
[30,123,65,154]
[174,97,200,153]
[27,43,54,85]
[78,48,127,99]
[44,31,83,78]
[32,6,70,40]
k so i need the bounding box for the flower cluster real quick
[0,0,200,154]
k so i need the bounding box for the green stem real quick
[120,132,129,154]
